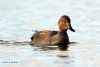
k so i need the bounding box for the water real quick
[0,0,100,67]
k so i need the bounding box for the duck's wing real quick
[31,31,47,40]
[31,30,57,46]
[33,31,58,37]
[50,31,58,36]
[31,30,60,46]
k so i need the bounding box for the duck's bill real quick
[69,24,75,32]
[69,28,75,32]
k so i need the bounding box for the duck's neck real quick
[58,30,68,38]
[58,27,68,33]
[58,29,68,33]
[58,31,66,33]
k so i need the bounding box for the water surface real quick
[0,0,100,67]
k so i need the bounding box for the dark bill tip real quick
[69,28,75,32]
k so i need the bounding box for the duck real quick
[31,15,75,51]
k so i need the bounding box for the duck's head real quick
[58,15,75,32]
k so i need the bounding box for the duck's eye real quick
[64,21,66,23]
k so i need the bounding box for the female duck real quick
[31,15,75,50]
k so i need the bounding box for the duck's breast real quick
[51,32,69,45]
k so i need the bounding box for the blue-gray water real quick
[0,0,100,67]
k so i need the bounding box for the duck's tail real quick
[31,36,34,41]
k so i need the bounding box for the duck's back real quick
[31,30,58,46]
